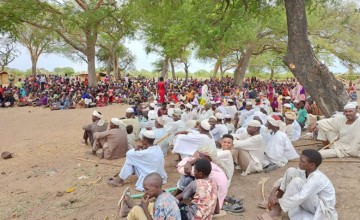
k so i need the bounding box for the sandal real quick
[225,196,243,205]
[222,203,245,213]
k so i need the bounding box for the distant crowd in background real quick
[0,73,358,112]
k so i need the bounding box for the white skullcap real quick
[92,110,103,119]
[284,103,292,108]
[110,118,122,126]
[169,102,175,106]
[209,115,217,121]
[216,100,221,104]
[344,103,357,110]
[349,101,358,107]
[215,112,224,120]
[126,108,134,113]
[156,117,165,126]
[200,119,211,130]
[191,101,198,105]
[173,108,182,116]
[293,100,299,104]
[210,101,216,105]
[248,120,261,128]
[285,96,291,100]
[185,103,193,109]
[225,114,231,119]
[246,101,253,106]
[227,99,234,102]
[267,117,279,127]
[141,130,155,139]
[150,103,156,108]
[154,100,158,104]
[148,110,158,120]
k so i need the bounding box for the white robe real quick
[292,120,301,141]
[277,168,338,220]
[210,124,228,141]
[233,133,266,174]
[226,105,237,119]
[318,115,360,158]
[172,132,216,156]
[198,109,213,121]
[119,145,167,191]
[217,149,234,187]
[264,130,299,166]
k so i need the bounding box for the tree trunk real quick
[220,62,224,79]
[106,56,112,77]
[283,0,347,117]
[86,33,98,88]
[270,68,274,79]
[170,59,176,80]
[184,63,189,82]
[161,56,169,78]
[233,43,255,86]
[31,54,38,76]
[213,58,220,78]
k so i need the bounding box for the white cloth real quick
[216,105,227,116]
[277,168,338,220]
[153,127,169,155]
[233,133,266,174]
[292,120,301,141]
[119,145,167,191]
[198,109,213,121]
[172,133,216,156]
[226,105,238,119]
[181,111,191,122]
[139,119,155,129]
[217,149,234,187]
[225,122,234,134]
[210,124,228,141]
[264,130,299,166]
[285,124,295,141]
[201,84,209,100]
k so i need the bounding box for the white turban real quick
[248,120,261,128]
[200,119,211,130]
[285,96,291,100]
[284,103,292,108]
[156,117,165,126]
[150,103,156,108]
[293,100,299,104]
[167,108,174,117]
[246,101,253,106]
[215,112,224,120]
[148,110,158,120]
[344,103,357,110]
[110,118,123,126]
[185,103,192,109]
[141,130,156,139]
[267,117,279,127]
[285,111,297,120]
[126,108,134,113]
[225,114,231,119]
[173,108,182,116]
[93,110,105,126]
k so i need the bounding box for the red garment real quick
[158,81,165,103]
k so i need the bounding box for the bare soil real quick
[0,105,359,220]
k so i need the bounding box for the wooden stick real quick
[289,159,360,163]
[155,133,171,145]
[319,139,337,151]
[76,158,121,167]
[293,142,321,147]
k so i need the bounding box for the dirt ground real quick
[0,104,359,220]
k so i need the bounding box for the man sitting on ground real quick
[263,117,299,172]
[258,149,338,220]
[83,110,108,146]
[91,118,128,159]
[317,102,360,158]
[232,120,266,176]
[119,172,181,219]
[121,108,140,140]
[107,130,167,191]
[217,134,235,185]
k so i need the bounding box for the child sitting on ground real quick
[176,158,220,220]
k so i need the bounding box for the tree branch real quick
[74,0,88,11]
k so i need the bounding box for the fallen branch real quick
[258,177,269,202]
[76,158,121,167]
[319,138,338,151]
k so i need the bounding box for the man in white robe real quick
[139,110,157,129]
[226,99,237,119]
[172,120,216,157]
[198,103,213,121]
[217,134,235,186]
[224,114,234,134]
[215,100,227,116]
[317,103,360,158]
[107,130,167,191]
[232,120,266,176]
[165,108,186,146]
[284,111,297,141]
[120,108,140,140]
[259,149,338,220]
[263,117,299,172]
[181,103,192,122]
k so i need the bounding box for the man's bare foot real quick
[268,204,282,217]
[107,176,125,187]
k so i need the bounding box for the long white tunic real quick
[217,149,234,186]
[233,133,267,173]
[198,109,213,121]
[264,130,299,166]
[172,133,216,156]
[119,145,167,191]
[278,168,338,220]
[292,120,301,141]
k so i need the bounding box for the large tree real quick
[1,0,134,87]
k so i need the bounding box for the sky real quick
[8,39,348,74]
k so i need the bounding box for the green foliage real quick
[53,67,75,76]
